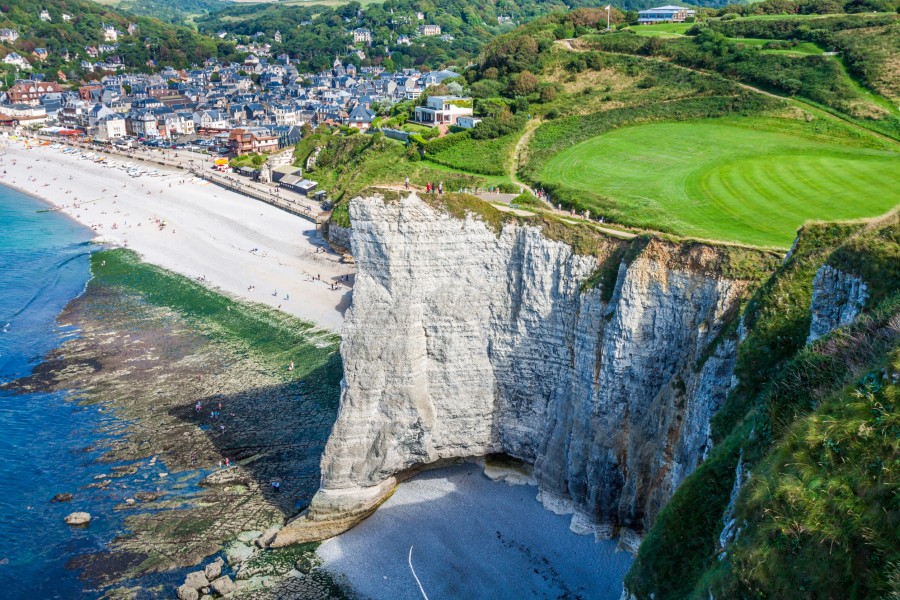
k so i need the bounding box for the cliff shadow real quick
[165,353,342,518]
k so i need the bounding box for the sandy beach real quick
[0,140,353,331]
[318,462,633,600]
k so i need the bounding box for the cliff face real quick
[807,264,868,343]
[275,194,769,547]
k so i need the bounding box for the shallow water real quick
[0,185,162,597]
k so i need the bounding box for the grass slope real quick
[540,116,900,247]
[626,213,900,599]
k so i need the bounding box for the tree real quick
[511,70,539,96]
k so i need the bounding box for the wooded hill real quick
[0,0,240,79]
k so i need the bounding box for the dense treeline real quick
[0,0,240,80]
[113,0,226,25]
[713,0,900,17]
[194,0,612,72]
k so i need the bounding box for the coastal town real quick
[0,0,897,598]
[0,36,477,215]
[0,10,476,151]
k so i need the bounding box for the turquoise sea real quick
[0,185,143,597]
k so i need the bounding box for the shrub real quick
[539,84,558,102]
[511,70,540,95]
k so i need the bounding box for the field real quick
[540,117,900,247]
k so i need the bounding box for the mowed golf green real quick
[541,119,900,247]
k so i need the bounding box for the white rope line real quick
[408,545,429,600]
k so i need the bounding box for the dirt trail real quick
[509,117,543,195]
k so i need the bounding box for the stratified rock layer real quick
[276,194,762,547]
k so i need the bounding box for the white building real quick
[352,28,372,44]
[637,5,697,24]
[418,24,441,36]
[103,24,119,42]
[271,103,298,126]
[3,52,31,70]
[39,9,51,22]
[95,114,127,140]
[412,95,473,126]
[0,29,19,42]
[0,103,47,126]
[456,115,482,129]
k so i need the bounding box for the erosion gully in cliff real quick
[274,192,781,549]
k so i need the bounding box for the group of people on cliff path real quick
[403,177,443,195]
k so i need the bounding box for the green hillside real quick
[301,6,899,252]
[0,0,240,79]
[627,212,900,599]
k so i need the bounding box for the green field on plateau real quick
[541,118,900,247]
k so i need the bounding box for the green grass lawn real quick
[541,118,900,247]
[727,37,824,55]
[628,22,694,36]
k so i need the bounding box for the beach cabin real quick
[272,164,302,184]
[456,116,482,129]
[295,179,318,196]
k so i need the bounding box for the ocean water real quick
[0,185,117,597]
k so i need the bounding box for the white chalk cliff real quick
[275,194,770,547]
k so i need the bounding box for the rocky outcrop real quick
[807,264,868,343]
[64,512,91,526]
[275,194,768,547]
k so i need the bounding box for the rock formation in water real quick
[275,193,778,547]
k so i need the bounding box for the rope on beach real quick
[408,545,429,600]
